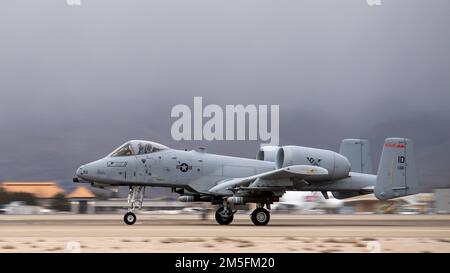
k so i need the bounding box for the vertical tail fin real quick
[375,138,419,200]
[339,139,373,174]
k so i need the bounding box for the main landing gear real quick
[250,207,270,226]
[214,202,272,226]
[124,186,145,225]
[215,206,235,225]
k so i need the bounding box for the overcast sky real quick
[0,0,449,189]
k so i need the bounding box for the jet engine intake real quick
[256,146,280,162]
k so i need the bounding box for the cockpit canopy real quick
[109,140,169,157]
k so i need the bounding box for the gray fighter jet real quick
[74,138,420,225]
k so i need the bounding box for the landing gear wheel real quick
[124,212,137,225]
[251,208,270,226]
[215,206,234,225]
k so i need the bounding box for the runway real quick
[0,214,449,252]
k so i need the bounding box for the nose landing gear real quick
[124,211,136,225]
[124,186,145,225]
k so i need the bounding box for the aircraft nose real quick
[75,160,101,182]
[76,166,84,178]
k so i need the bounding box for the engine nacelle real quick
[276,146,350,180]
[256,146,280,162]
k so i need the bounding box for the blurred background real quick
[0,182,449,217]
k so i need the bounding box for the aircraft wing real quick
[208,165,328,196]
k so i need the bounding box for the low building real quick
[342,193,434,214]
[67,186,96,214]
[0,181,64,207]
[434,188,450,214]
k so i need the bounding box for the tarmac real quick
[0,214,449,253]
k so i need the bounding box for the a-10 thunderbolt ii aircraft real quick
[74,137,420,226]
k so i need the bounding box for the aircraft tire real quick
[124,212,137,225]
[251,208,270,226]
[215,206,234,225]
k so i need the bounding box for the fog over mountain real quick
[0,1,449,194]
